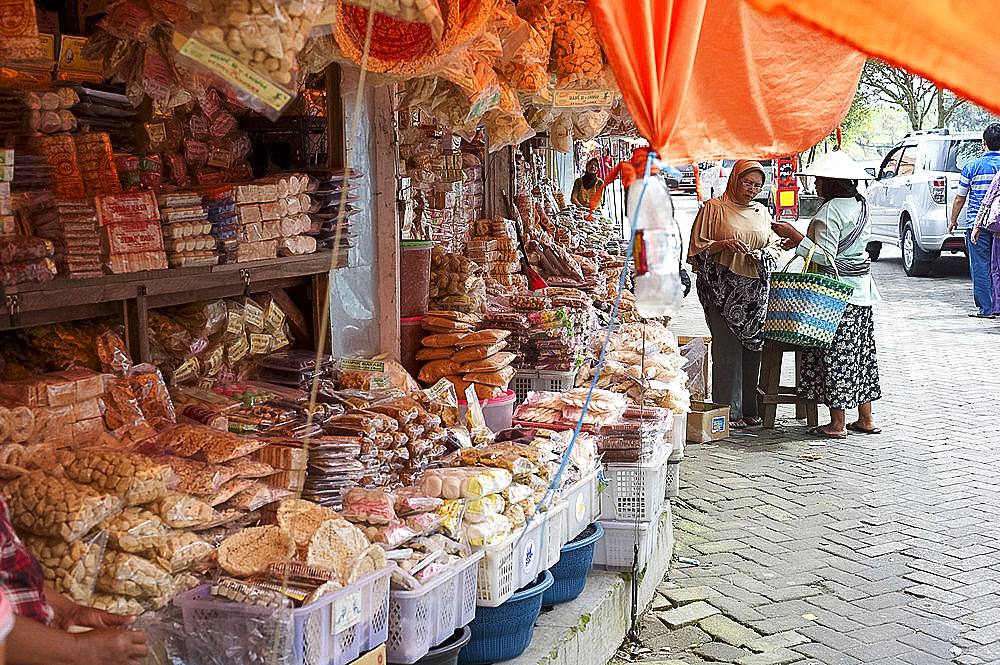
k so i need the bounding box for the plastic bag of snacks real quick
[23,531,108,604]
[171,0,326,120]
[4,471,124,543]
[549,1,606,88]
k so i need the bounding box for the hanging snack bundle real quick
[549,1,606,89]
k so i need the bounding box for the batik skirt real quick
[799,303,882,410]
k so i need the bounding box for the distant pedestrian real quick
[688,159,783,429]
[771,151,881,439]
[971,169,1000,315]
[948,123,1000,318]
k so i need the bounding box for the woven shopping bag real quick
[764,245,854,349]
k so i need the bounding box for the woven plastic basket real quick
[764,246,853,349]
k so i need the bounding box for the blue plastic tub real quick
[398,627,471,665]
[542,523,604,607]
[458,570,554,665]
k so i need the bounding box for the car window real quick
[952,139,985,172]
[896,146,916,176]
[879,147,904,178]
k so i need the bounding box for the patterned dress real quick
[690,249,777,352]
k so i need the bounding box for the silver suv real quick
[866,129,984,276]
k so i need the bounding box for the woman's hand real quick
[771,220,805,248]
[714,238,749,253]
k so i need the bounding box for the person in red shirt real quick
[0,496,148,665]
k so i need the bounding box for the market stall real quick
[0,1,694,665]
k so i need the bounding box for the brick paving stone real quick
[734,647,805,665]
[613,240,1000,664]
[745,631,808,654]
[698,614,760,647]
[657,601,721,629]
[662,585,722,606]
[693,640,752,662]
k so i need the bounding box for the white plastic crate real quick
[543,501,569,569]
[665,460,681,499]
[560,469,601,541]
[511,369,578,405]
[593,512,669,571]
[386,551,483,664]
[474,515,546,607]
[599,453,669,521]
[669,412,686,461]
[175,566,391,665]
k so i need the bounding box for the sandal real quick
[806,425,847,440]
[729,420,747,430]
[847,422,881,435]
[743,416,763,427]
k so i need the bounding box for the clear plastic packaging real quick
[4,471,123,543]
[171,0,326,120]
[23,530,108,604]
[152,492,219,529]
[97,551,172,598]
[155,531,215,573]
[101,507,169,554]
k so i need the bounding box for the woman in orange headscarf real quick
[688,159,783,429]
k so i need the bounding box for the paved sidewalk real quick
[614,241,1000,665]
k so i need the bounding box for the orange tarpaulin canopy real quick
[588,0,866,163]
[745,0,1000,118]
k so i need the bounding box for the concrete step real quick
[502,504,675,665]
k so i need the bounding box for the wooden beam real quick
[268,287,313,348]
[371,85,400,359]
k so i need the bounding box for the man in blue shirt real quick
[949,123,1000,318]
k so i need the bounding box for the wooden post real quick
[123,286,150,364]
[371,85,400,359]
[326,64,346,169]
[484,145,513,219]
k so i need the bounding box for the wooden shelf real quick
[0,251,347,359]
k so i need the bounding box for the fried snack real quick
[155,531,214,573]
[91,593,148,616]
[217,526,294,578]
[306,519,370,580]
[276,499,341,547]
[97,551,172,598]
[151,492,218,529]
[100,507,169,554]
[4,471,123,542]
[23,532,107,604]
[49,448,174,506]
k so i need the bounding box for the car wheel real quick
[866,241,882,262]
[902,224,933,277]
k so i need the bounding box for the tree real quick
[947,102,1000,132]
[859,59,964,130]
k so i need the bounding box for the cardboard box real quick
[686,401,730,443]
[348,645,385,665]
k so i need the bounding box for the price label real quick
[424,378,453,400]
[243,299,265,331]
[369,374,391,390]
[338,358,386,373]
[331,590,363,635]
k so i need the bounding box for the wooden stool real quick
[757,340,819,428]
